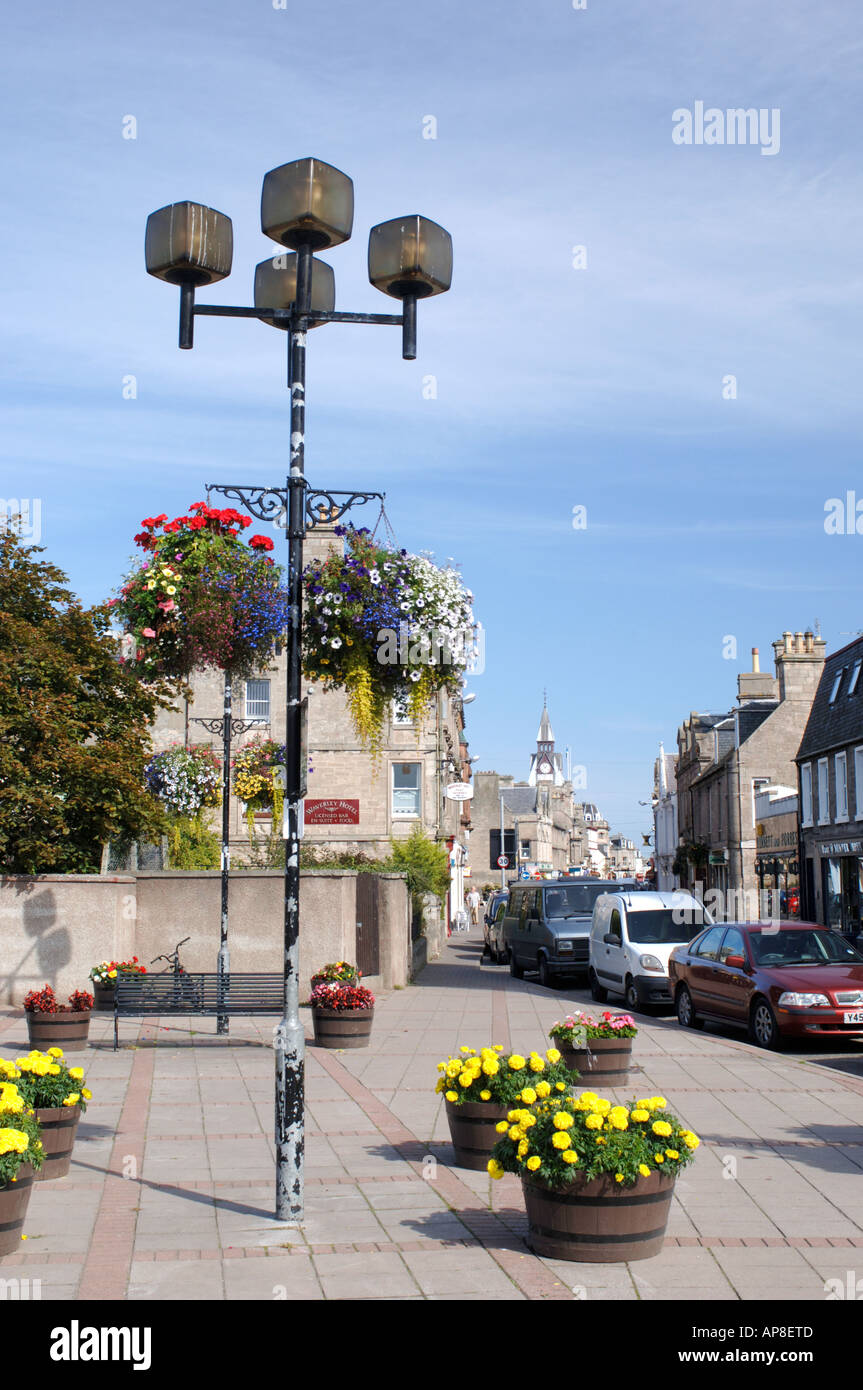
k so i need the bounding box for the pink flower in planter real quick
[141,627,156,638]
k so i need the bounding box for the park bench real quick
[113,973,284,1049]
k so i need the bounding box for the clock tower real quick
[528,693,565,786]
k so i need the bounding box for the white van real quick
[588,890,712,1011]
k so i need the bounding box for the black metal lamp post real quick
[191,675,265,1035]
[146,157,452,1222]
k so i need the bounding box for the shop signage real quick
[304,799,360,825]
[820,841,863,857]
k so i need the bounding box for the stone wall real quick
[0,871,410,1005]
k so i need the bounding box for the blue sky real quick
[3,0,862,840]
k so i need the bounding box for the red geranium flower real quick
[249,535,275,552]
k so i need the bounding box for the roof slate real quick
[797,635,863,759]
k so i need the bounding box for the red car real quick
[668,921,863,1050]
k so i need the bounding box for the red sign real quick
[304,798,360,825]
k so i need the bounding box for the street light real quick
[146,157,451,1223]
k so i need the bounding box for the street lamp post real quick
[146,158,452,1222]
[191,676,265,1035]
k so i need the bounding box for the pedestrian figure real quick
[467,887,481,926]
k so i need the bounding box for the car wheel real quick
[509,952,523,980]
[589,970,608,1003]
[625,978,640,1011]
[538,955,556,990]
[676,985,703,1030]
[749,998,781,1050]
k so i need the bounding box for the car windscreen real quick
[748,930,863,967]
[545,885,610,918]
[625,909,707,945]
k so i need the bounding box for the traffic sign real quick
[497,855,509,868]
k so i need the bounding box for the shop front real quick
[755,811,800,919]
[818,840,863,941]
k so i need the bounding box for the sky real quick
[3,0,862,842]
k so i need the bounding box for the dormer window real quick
[848,661,862,696]
[829,669,845,703]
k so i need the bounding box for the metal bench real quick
[113,973,284,1049]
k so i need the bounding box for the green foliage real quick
[388,824,450,902]
[0,1107,44,1184]
[0,530,171,873]
[166,815,221,869]
[436,1045,579,1108]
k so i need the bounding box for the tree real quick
[388,824,451,930]
[0,530,171,873]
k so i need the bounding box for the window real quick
[752,777,770,825]
[245,679,270,720]
[829,669,845,703]
[835,752,849,822]
[693,926,726,961]
[800,763,813,827]
[849,661,862,696]
[856,748,863,821]
[817,758,830,825]
[392,762,421,817]
[719,927,747,965]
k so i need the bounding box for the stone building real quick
[796,633,863,939]
[150,522,474,923]
[652,745,679,891]
[674,634,825,911]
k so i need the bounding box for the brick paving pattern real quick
[4,925,863,1299]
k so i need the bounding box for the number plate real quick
[843,1010,863,1024]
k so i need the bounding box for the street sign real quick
[497,855,509,868]
[445,783,473,802]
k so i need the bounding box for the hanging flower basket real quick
[232,737,286,842]
[302,525,475,752]
[144,745,221,819]
[112,503,289,682]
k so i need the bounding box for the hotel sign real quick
[820,840,863,857]
[304,799,360,825]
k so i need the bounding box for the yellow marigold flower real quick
[481,1060,499,1076]
[665,1149,679,1160]
[526,1155,541,1171]
[480,1090,491,1101]
[458,1073,472,1088]
[638,1163,651,1177]
[47,1065,61,1076]
[595,1136,607,1145]
[579,1092,599,1106]
[435,1078,445,1093]
[652,1120,672,1138]
[546,1048,561,1064]
[552,1112,574,1130]
[0,1128,29,1154]
[584,1113,602,1130]
[445,1091,458,1103]
[631,1109,650,1123]
[555,1082,567,1092]
[493,1043,504,1052]
[650,1096,667,1109]
[682,1132,700,1150]
[507,1110,521,1122]
[615,1173,625,1183]
[654,1153,665,1163]
[507,1055,526,1071]
[63,1093,80,1107]
[609,1114,629,1131]
[529,1057,545,1073]
[561,1150,578,1165]
[519,1087,537,1105]
[459,1045,472,1054]
[446,1062,460,1078]
[487,1159,504,1179]
[517,1139,529,1158]
[594,1098,611,1115]
[495,1121,509,1134]
[552,1131,571,1150]
[47,1048,64,1059]
[535,1081,551,1098]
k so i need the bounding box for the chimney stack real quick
[772,630,827,702]
[738,644,778,704]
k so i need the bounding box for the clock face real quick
[538,758,553,774]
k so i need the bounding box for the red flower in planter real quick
[310,982,375,1012]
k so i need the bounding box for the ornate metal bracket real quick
[190,717,267,738]
[206,481,384,536]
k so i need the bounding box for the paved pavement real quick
[4,924,863,1301]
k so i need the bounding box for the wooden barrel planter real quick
[26,1011,91,1053]
[311,1006,374,1049]
[33,1106,81,1182]
[556,1035,633,1086]
[523,1169,675,1262]
[93,983,115,1013]
[445,1099,510,1171]
[0,1164,35,1258]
